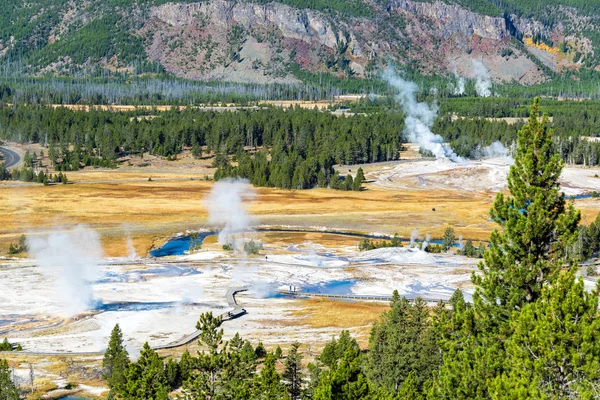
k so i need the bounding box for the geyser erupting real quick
[383,67,464,162]
[27,225,103,317]
[204,178,256,249]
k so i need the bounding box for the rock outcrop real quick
[150,0,345,49]
[388,0,507,40]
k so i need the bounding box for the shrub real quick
[244,240,263,255]
[587,265,597,277]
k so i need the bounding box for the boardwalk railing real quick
[278,290,446,304]
[151,287,248,350]
[2,287,249,355]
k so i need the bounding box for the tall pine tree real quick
[473,98,580,330]
[431,98,581,398]
[0,359,19,400]
[254,353,290,400]
[283,342,303,400]
[489,268,600,399]
[102,324,130,394]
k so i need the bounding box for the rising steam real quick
[383,68,464,162]
[474,141,514,163]
[27,225,103,317]
[453,75,465,95]
[126,236,137,260]
[451,64,465,95]
[204,178,256,249]
[472,60,492,97]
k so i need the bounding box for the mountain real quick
[2,0,600,85]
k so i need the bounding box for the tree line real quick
[433,113,600,165]
[0,105,403,189]
[0,162,68,185]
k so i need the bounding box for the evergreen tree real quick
[313,334,371,400]
[460,238,476,257]
[221,333,256,398]
[178,350,194,383]
[254,353,290,400]
[283,342,303,400]
[0,338,12,351]
[275,346,283,360]
[102,324,129,394]
[489,268,600,399]
[353,167,365,191]
[319,330,359,369]
[390,233,402,247]
[474,97,580,329]
[183,312,255,399]
[431,98,583,398]
[364,293,440,394]
[165,359,180,389]
[442,226,455,251]
[397,371,424,400]
[192,142,203,159]
[122,343,169,400]
[0,359,19,400]
[344,174,354,191]
[255,342,267,359]
[304,362,323,400]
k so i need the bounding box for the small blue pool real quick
[150,232,213,257]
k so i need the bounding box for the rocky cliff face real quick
[3,0,596,84]
[144,0,368,82]
[151,0,343,49]
[389,0,507,41]
[142,0,557,84]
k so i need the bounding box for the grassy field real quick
[2,158,599,256]
[0,177,499,256]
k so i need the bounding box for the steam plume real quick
[204,178,256,249]
[27,225,103,317]
[383,68,464,162]
[451,64,465,95]
[453,75,465,95]
[126,233,137,260]
[472,60,492,97]
[409,229,419,248]
[475,141,514,163]
[422,234,431,251]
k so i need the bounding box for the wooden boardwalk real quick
[278,290,446,304]
[154,287,248,350]
[1,287,249,356]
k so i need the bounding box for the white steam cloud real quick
[409,229,420,248]
[472,60,492,97]
[422,234,431,251]
[475,141,514,164]
[484,141,510,157]
[383,67,464,162]
[204,178,256,249]
[453,75,465,95]
[126,234,137,260]
[27,225,103,317]
[451,64,465,95]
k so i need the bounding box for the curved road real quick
[0,146,20,168]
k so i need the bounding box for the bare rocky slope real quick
[2,0,599,84]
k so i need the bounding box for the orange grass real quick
[1,167,597,256]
